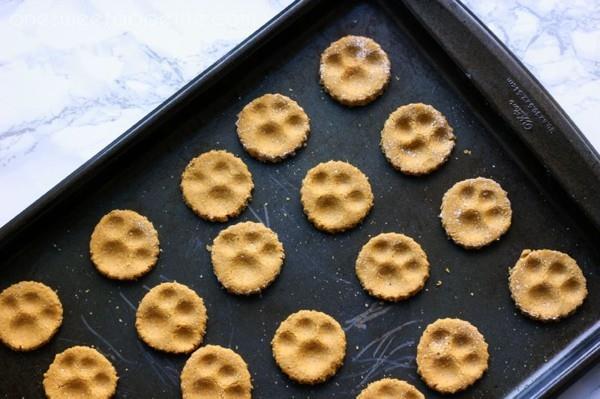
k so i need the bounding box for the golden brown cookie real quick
[180,344,252,399]
[271,310,346,384]
[0,281,63,351]
[509,249,587,321]
[320,35,391,106]
[357,378,424,399]
[43,345,118,399]
[381,103,455,175]
[300,161,374,233]
[89,209,160,280]
[440,177,512,249]
[135,282,207,354]
[355,233,429,301]
[181,150,254,222]
[211,221,285,295]
[416,318,489,394]
[236,93,310,162]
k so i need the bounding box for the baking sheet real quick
[0,1,598,397]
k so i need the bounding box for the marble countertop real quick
[0,0,598,397]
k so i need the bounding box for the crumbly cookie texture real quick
[180,345,252,399]
[416,318,489,394]
[0,281,63,351]
[440,177,512,249]
[43,346,118,399]
[355,233,429,301]
[236,93,310,162]
[181,150,254,222]
[320,35,391,106]
[211,221,285,295]
[300,160,374,233]
[509,249,587,321]
[271,310,346,384]
[357,378,424,399]
[89,209,160,280]
[135,282,207,354]
[381,103,455,175]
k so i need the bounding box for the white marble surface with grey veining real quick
[0,0,599,397]
[0,0,292,225]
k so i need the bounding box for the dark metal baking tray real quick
[1,0,598,398]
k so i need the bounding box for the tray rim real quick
[0,0,598,397]
[451,0,600,162]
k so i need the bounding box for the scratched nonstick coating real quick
[1,1,598,398]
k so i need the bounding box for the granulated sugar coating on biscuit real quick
[181,150,254,222]
[440,177,512,249]
[180,344,252,399]
[211,221,285,295]
[271,310,346,384]
[320,35,391,106]
[416,318,489,394]
[355,233,429,301]
[357,378,424,399]
[509,249,587,321]
[300,161,374,233]
[0,281,63,351]
[89,209,159,280]
[236,93,310,162]
[381,103,455,175]
[43,345,118,399]
[135,282,207,354]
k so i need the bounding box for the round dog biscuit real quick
[0,281,63,351]
[180,344,252,399]
[356,233,429,301]
[440,177,512,249]
[236,93,310,162]
[509,249,587,321]
[211,221,285,295]
[301,161,374,233]
[89,209,159,280]
[381,103,455,175]
[320,35,391,106]
[135,282,207,354]
[357,378,424,399]
[43,345,118,399]
[416,318,489,394]
[181,150,254,222]
[272,310,346,384]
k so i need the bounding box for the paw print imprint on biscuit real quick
[211,221,285,295]
[356,233,430,301]
[181,345,252,399]
[43,346,118,399]
[136,282,207,354]
[417,318,489,394]
[181,150,254,222]
[236,93,310,162]
[381,103,456,175]
[90,209,160,280]
[320,35,391,106]
[301,161,374,233]
[272,310,346,384]
[440,177,512,249]
[0,281,63,351]
[324,41,380,82]
[509,250,587,321]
